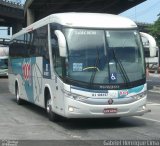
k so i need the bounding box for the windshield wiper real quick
[89,48,100,86]
[112,49,130,85]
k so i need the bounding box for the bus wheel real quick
[46,94,60,122]
[15,84,23,105]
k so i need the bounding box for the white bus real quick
[9,13,150,121]
[0,45,9,76]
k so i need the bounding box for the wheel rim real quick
[16,88,20,101]
[46,99,51,113]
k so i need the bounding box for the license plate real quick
[103,108,117,113]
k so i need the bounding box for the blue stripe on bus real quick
[11,57,36,103]
[71,84,145,99]
[71,86,108,93]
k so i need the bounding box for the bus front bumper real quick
[64,97,151,118]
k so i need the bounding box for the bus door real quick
[54,75,64,114]
[52,37,65,114]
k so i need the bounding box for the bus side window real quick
[51,34,62,77]
[27,32,35,57]
[33,25,49,60]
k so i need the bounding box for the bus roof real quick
[12,13,137,39]
[50,13,137,29]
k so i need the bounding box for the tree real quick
[148,15,160,47]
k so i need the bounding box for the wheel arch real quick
[44,84,53,109]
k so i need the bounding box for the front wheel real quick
[15,85,23,105]
[46,94,60,122]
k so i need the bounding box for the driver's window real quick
[51,31,62,77]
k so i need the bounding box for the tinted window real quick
[10,25,49,60]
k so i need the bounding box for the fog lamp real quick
[68,106,74,112]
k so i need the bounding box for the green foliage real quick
[147,16,160,47]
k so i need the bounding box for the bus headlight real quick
[72,95,88,101]
[132,91,147,100]
[64,90,88,101]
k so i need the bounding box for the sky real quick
[120,0,160,23]
[0,0,160,39]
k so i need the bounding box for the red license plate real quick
[103,108,117,113]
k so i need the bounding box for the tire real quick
[46,93,60,122]
[15,84,23,105]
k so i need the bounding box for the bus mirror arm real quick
[55,30,67,57]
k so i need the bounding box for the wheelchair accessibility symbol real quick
[110,73,117,81]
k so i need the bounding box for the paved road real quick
[0,77,160,146]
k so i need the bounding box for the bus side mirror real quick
[55,30,67,57]
[140,32,157,57]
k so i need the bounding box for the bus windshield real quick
[0,58,8,69]
[63,29,145,87]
